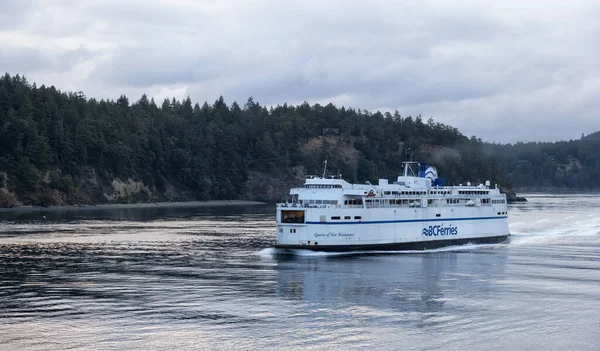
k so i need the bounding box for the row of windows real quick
[458,190,489,195]
[380,190,488,196]
[383,190,428,196]
[366,199,421,205]
[305,184,343,189]
[447,198,504,204]
[429,190,453,195]
[497,212,508,215]
[298,199,339,205]
[331,216,362,220]
[293,197,504,207]
[365,199,422,208]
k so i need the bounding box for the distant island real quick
[485,132,600,191]
[0,73,542,208]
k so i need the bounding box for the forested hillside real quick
[0,73,513,207]
[485,133,600,191]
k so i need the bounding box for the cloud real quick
[0,45,94,75]
[0,0,36,30]
[0,0,599,143]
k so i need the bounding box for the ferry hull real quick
[274,234,509,252]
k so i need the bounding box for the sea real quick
[0,194,599,350]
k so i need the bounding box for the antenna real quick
[322,159,328,178]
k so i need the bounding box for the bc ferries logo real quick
[422,225,458,236]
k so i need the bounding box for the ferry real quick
[274,161,509,251]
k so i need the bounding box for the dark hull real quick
[274,234,510,252]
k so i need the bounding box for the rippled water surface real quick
[1,196,599,350]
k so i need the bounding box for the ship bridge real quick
[284,176,371,208]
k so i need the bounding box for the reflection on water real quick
[276,251,508,313]
[1,196,599,350]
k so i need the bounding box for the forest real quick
[485,132,600,191]
[1,73,514,206]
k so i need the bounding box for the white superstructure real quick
[275,162,509,251]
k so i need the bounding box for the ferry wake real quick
[274,161,509,251]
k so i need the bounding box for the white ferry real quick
[275,161,509,251]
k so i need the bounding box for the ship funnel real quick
[419,165,438,181]
[418,164,444,186]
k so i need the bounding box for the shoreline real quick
[0,200,268,213]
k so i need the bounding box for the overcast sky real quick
[1,0,599,143]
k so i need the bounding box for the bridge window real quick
[281,210,305,223]
[304,184,343,189]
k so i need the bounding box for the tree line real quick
[0,73,512,206]
[485,132,600,190]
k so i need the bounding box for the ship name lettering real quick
[313,232,355,238]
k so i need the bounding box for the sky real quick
[1,0,599,143]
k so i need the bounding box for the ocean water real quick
[0,195,599,350]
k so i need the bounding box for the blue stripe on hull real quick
[274,234,510,252]
[305,216,508,225]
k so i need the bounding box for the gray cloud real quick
[0,45,95,75]
[0,0,35,30]
[0,46,53,73]
[1,0,599,142]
